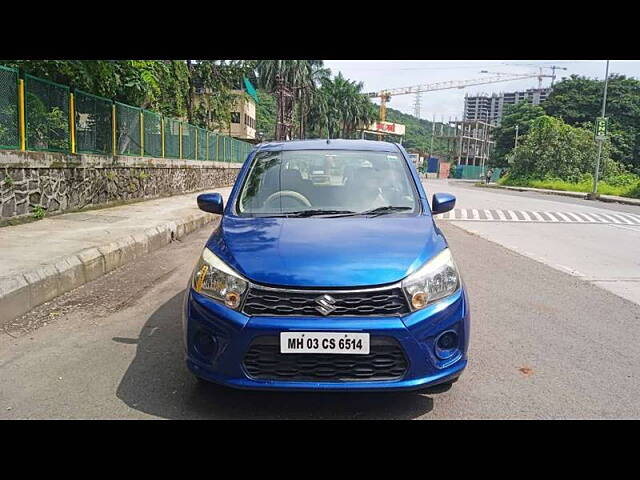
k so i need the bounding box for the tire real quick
[194,374,211,386]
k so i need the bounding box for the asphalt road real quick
[2,188,640,419]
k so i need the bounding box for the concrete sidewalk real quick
[0,188,232,325]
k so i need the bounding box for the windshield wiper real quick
[285,209,357,218]
[354,205,413,217]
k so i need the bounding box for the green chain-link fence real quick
[115,102,141,156]
[163,117,180,159]
[143,109,162,158]
[181,122,196,160]
[197,127,207,160]
[25,74,70,152]
[208,132,219,161]
[224,136,232,161]
[0,66,19,149]
[1,65,254,162]
[74,90,112,155]
[452,165,503,181]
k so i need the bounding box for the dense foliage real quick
[490,101,546,167]
[543,74,640,174]
[501,113,640,199]
[255,60,330,139]
[506,115,614,182]
[1,60,255,131]
[255,89,277,141]
[307,73,377,139]
[254,63,378,140]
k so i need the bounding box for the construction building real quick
[464,87,552,125]
[432,119,495,168]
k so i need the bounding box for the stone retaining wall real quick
[0,151,242,222]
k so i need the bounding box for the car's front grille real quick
[242,286,410,317]
[243,336,408,382]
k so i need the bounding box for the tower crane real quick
[366,67,560,122]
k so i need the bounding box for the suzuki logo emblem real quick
[315,294,337,316]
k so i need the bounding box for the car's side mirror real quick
[431,193,456,215]
[197,193,224,215]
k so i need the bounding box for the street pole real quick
[429,114,435,159]
[514,124,519,149]
[592,60,610,195]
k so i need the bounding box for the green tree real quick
[307,73,377,138]
[188,60,256,131]
[507,115,614,182]
[255,60,330,139]
[544,74,640,173]
[491,101,546,167]
[1,60,255,132]
[255,89,277,141]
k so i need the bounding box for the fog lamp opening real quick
[435,330,459,360]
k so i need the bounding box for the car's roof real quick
[255,139,401,153]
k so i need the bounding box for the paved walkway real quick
[0,188,232,325]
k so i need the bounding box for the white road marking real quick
[441,208,640,225]
[545,212,561,222]
[529,211,545,222]
[556,212,576,222]
[564,212,584,222]
[609,213,634,224]
[506,210,521,221]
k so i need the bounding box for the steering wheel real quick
[264,190,312,209]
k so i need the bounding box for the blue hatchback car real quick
[183,139,469,392]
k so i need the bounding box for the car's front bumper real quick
[183,286,470,392]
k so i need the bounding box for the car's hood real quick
[206,215,447,288]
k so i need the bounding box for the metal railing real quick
[0,66,253,163]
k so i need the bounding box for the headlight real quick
[192,248,248,309]
[401,248,460,311]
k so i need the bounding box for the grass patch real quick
[499,176,640,199]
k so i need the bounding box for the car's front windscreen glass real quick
[236,149,420,216]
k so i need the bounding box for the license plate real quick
[280,332,370,354]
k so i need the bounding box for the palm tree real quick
[255,60,329,140]
[307,73,377,139]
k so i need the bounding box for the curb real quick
[0,211,216,327]
[478,184,640,207]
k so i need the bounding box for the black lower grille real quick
[243,336,408,382]
[242,286,410,317]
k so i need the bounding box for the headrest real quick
[282,168,303,183]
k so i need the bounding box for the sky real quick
[323,60,640,122]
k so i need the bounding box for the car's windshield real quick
[236,149,420,216]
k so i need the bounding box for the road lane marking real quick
[441,208,640,225]
[545,212,561,222]
[608,213,634,224]
[529,211,545,222]
[564,212,584,222]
